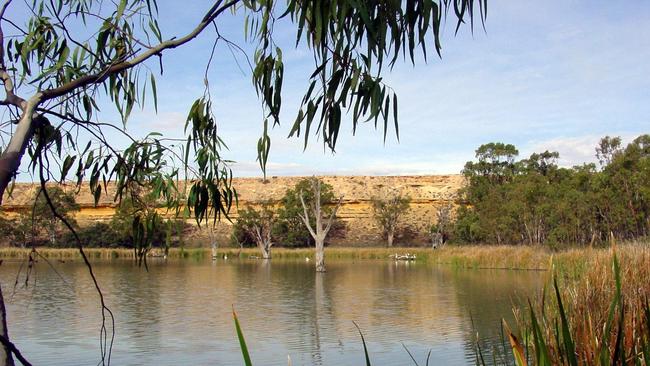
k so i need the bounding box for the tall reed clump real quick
[501,247,650,365]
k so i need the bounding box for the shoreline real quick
[1,244,643,277]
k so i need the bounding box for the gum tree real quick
[236,202,276,259]
[0,0,485,364]
[275,177,337,246]
[453,135,650,246]
[298,177,343,272]
[371,191,411,247]
[430,203,452,247]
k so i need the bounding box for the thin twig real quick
[0,334,32,366]
[37,155,115,365]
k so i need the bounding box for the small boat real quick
[148,250,165,258]
[391,253,417,261]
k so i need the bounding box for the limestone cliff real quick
[2,175,464,246]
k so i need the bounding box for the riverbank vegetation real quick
[232,177,345,269]
[454,135,650,247]
[511,248,650,365]
[371,190,411,247]
[472,246,650,365]
[0,244,644,276]
[0,187,191,252]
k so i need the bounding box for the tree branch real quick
[0,334,27,366]
[0,0,26,111]
[0,280,16,366]
[40,0,240,101]
[0,0,12,62]
[323,195,343,234]
[0,96,41,204]
[37,157,115,365]
[299,191,317,238]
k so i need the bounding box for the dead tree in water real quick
[431,204,453,248]
[239,204,275,259]
[248,207,274,259]
[299,178,343,272]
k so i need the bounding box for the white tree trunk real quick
[387,230,394,247]
[253,225,273,260]
[259,241,271,259]
[298,178,343,273]
[0,97,40,204]
[0,92,39,366]
[315,238,325,272]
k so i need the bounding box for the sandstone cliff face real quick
[2,175,464,246]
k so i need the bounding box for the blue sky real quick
[25,0,650,178]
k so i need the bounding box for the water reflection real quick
[0,258,544,365]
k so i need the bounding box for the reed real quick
[0,247,136,260]
[485,246,650,365]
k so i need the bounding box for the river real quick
[0,257,544,365]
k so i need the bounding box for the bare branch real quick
[298,190,316,238]
[323,195,343,234]
[0,0,12,20]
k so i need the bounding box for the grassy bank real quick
[0,244,646,277]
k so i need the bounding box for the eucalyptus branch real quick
[60,10,154,52]
[0,63,26,110]
[218,29,254,75]
[36,107,137,144]
[41,0,240,101]
[0,0,12,24]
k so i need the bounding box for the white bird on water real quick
[305,257,310,262]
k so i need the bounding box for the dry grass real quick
[506,245,650,365]
[0,247,137,260]
[0,244,643,276]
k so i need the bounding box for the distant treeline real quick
[2,135,647,249]
[0,186,191,250]
[453,135,650,246]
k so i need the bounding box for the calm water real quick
[0,257,544,365]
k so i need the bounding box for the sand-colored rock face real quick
[2,175,464,245]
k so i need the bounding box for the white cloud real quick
[524,133,639,168]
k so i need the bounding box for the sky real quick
[13,0,650,178]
